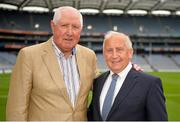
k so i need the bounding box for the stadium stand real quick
[1,10,180,36]
[172,55,180,66]
[0,52,16,73]
[146,54,180,71]
[96,53,107,72]
[0,10,180,72]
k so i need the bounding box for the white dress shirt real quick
[100,62,132,114]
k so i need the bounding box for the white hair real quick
[53,6,83,27]
[103,31,133,49]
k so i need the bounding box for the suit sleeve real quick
[87,79,96,121]
[146,77,168,121]
[87,92,94,121]
[6,48,33,120]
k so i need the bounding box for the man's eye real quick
[61,24,68,27]
[73,25,80,29]
[107,49,113,53]
[117,49,122,52]
[116,47,124,52]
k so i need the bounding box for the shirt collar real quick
[52,39,76,58]
[110,62,132,79]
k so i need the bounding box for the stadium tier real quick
[1,10,180,36]
[0,10,180,72]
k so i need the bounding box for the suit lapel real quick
[41,39,72,106]
[73,45,89,107]
[75,45,84,86]
[107,69,138,119]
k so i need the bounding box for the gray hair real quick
[103,31,133,49]
[53,6,83,27]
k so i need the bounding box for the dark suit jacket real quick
[88,68,168,121]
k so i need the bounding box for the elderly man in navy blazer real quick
[88,31,168,121]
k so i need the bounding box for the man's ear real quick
[129,48,134,60]
[50,20,54,29]
[50,20,55,34]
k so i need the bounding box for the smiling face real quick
[103,33,133,73]
[51,7,82,56]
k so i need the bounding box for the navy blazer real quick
[88,68,168,121]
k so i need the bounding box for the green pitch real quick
[0,73,10,121]
[0,72,180,120]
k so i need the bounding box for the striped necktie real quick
[102,73,119,120]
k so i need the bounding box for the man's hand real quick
[132,63,144,71]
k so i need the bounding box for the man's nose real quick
[66,26,73,35]
[112,50,118,58]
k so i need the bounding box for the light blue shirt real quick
[52,40,80,107]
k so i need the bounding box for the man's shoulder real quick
[95,71,109,80]
[130,69,161,83]
[76,44,96,57]
[20,41,49,53]
[77,44,94,52]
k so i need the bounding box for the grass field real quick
[0,72,180,121]
[0,73,10,121]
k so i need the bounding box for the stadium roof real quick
[0,0,180,16]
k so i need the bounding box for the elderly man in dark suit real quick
[88,31,168,121]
